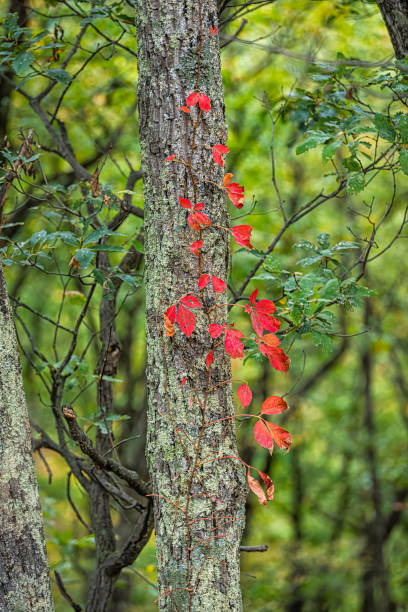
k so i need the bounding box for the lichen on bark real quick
[0,264,54,612]
[135,1,246,610]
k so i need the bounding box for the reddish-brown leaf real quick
[247,471,267,506]
[258,470,274,501]
[261,396,288,415]
[164,314,175,337]
[237,383,252,408]
[176,303,196,338]
[179,106,191,113]
[223,172,234,186]
[269,423,292,451]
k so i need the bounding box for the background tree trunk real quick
[0,264,54,612]
[377,0,408,58]
[135,1,247,609]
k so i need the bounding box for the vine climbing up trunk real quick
[0,265,54,612]
[135,1,247,609]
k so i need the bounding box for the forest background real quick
[0,0,407,610]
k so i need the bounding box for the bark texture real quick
[0,264,54,612]
[377,0,408,58]
[135,1,246,610]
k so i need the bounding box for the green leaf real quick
[297,255,323,267]
[312,330,333,352]
[373,113,396,142]
[321,279,339,299]
[73,248,94,268]
[399,149,408,175]
[44,68,71,84]
[322,140,342,162]
[132,239,144,254]
[83,227,116,245]
[347,172,365,194]
[395,113,408,143]
[12,51,34,75]
[296,130,332,155]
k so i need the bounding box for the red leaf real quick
[258,313,280,333]
[179,196,192,209]
[249,287,258,305]
[253,420,274,451]
[237,383,252,408]
[186,92,200,106]
[231,225,253,250]
[266,347,290,373]
[225,182,244,209]
[181,295,201,308]
[198,274,210,289]
[181,376,187,385]
[209,323,223,338]
[165,304,176,323]
[212,149,224,166]
[205,350,213,369]
[250,311,263,337]
[179,106,191,113]
[199,94,211,112]
[190,240,202,255]
[269,423,292,451]
[211,276,226,293]
[176,303,196,338]
[224,329,244,359]
[259,333,280,347]
[261,396,288,415]
[214,144,229,154]
[247,471,267,506]
[258,470,275,502]
[166,154,175,161]
[194,202,204,211]
[212,144,229,166]
[209,26,218,34]
[254,299,276,314]
[188,211,211,230]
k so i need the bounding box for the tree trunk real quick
[377,0,408,58]
[135,1,246,610]
[0,264,54,612]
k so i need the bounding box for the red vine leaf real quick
[253,420,274,453]
[194,202,205,211]
[224,327,244,359]
[269,423,292,451]
[186,92,200,106]
[212,144,229,166]
[261,396,288,415]
[231,225,253,250]
[209,323,223,338]
[211,276,226,293]
[223,172,234,185]
[199,94,211,112]
[180,295,201,308]
[176,303,196,338]
[205,350,213,369]
[266,348,290,373]
[225,182,245,208]
[188,211,211,230]
[255,299,276,314]
[181,376,187,385]
[190,240,202,255]
[164,314,175,337]
[249,287,258,305]
[209,26,218,35]
[198,274,210,289]
[237,383,252,408]
[165,154,175,161]
[165,304,176,323]
[179,106,191,113]
[179,196,192,209]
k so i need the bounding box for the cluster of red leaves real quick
[162,89,292,507]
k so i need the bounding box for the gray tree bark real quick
[135,1,246,610]
[377,0,408,58]
[0,264,54,612]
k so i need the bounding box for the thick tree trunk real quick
[135,1,246,610]
[377,0,408,58]
[0,265,54,612]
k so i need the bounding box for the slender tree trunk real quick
[377,0,408,58]
[0,265,54,612]
[135,1,246,609]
